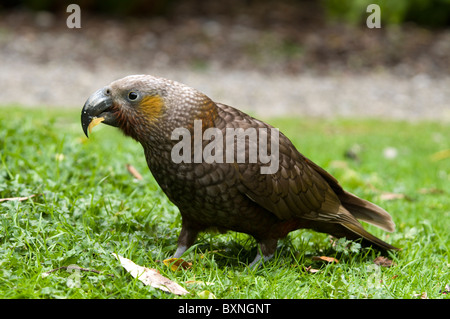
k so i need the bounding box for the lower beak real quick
[81,88,117,137]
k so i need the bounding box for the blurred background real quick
[0,0,449,120]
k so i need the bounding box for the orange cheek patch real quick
[139,95,164,121]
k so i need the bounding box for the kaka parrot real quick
[81,74,398,266]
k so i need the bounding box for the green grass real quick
[0,106,449,299]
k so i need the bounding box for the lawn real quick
[0,106,448,299]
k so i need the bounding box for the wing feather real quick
[215,103,349,223]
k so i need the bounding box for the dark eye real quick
[128,91,138,100]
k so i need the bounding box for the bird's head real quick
[81,74,217,144]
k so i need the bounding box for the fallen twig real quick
[42,265,114,278]
[0,194,39,203]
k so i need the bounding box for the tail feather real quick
[303,157,398,250]
[341,221,399,251]
[339,190,395,233]
[305,158,396,233]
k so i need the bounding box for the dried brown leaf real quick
[163,258,192,271]
[126,164,143,180]
[374,256,395,267]
[413,292,428,299]
[312,256,339,263]
[303,266,320,273]
[418,188,444,195]
[112,253,188,295]
[379,192,406,201]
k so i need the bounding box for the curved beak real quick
[81,88,117,137]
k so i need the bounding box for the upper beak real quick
[81,88,116,137]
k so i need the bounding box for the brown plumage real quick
[81,74,398,266]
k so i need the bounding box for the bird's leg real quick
[173,245,188,259]
[173,220,199,258]
[249,238,278,268]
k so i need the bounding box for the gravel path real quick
[0,10,448,122]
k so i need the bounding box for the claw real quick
[249,251,274,268]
